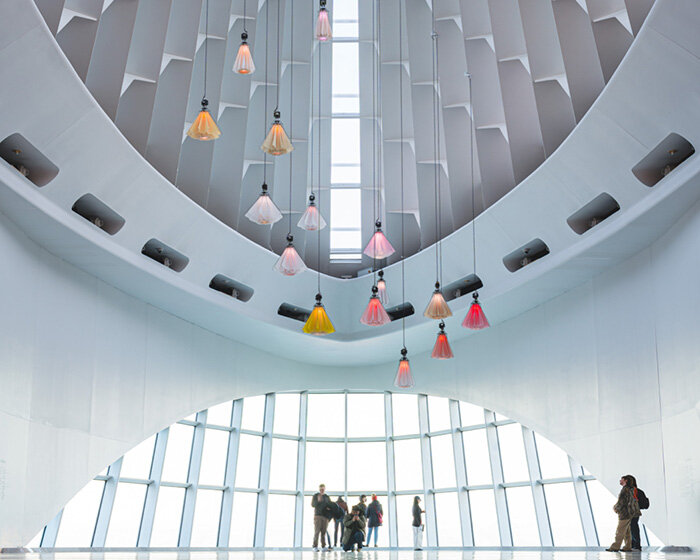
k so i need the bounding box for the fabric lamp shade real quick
[233,36,255,74]
[360,288,391,326]
[377,273,388,306]
[394,350,414,389]
[315,7,332,41]
[245,185,283,224]
[261,112,293,155]
[431,323,454,359]
[303,295,335,335]
[187,101,221,141]
[274,237,306,276]
[423,285,452,319]
[298,196,327,231]
[462,292,490,330]
[363,225,395,259]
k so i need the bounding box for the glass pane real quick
[469,489,500,546]
[105,482,147,546]
[495,413,510,422]
[304,442,345,492]
[26,530,43,548]
[332,96,360,114]
[333,0,358,22]
[331,165,361,184]
[462,429,492,486]
[55,480,104,546]
[435,492,462,546]
[332,43,359,97]
[161,423,194,483]
[396,494,424,547]
[497,423,529,483]
[273,393,300,436]
[120,434,155,479]
[506,486,540,546]
[207,400,233,426]
[269,438,298,490]
[535,433,571,479]
[333,21,359,39]
[265,494,296,547]
[331,119,361,164]
[427,396,451,432]
[393,438,423,491]
[392,394,419,436]
[230,492,257,546]
[199,428,229,486]
[191,489,222,546]
[307,394,345,438]
[150,486,185,547]
[459,402,485,426]
[347,441,387,491]
[330,189,362,229]
[302,498,316,547]
[544,482,585,545]
[347,393,385,437]
[330,230,362,251]
[431,434,456,488]
[586,479,619,547]
[235,434,262,488]
[241,395,266,431]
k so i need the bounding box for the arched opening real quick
[30,392,661,549]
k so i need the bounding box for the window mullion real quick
[569,456,598,546]
[449,399,474,546]
[521,426,554,546]
[92,456,123,546]
[417,395,437,546]
[293,392,309,547]
[384,392,398,547]
[218,399,243,546]
[253,394,275,546]
[484,410,513,546]
[137,427,169,546]
[178,410,207,546]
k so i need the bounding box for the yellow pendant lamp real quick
[303,293,335,335]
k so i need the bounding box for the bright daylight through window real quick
[32,392,661,549]
[329,0,362,261]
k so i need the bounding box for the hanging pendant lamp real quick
[315,0,332,41]
[364,221,395,259]
[424,281,452,319]
[431,321,454,359]
[274,235,307,276]
[360,285,391,326]
[261,110,293,155]
[187,99,221,140]
[245,183,283,224]
[298,193,327,231]
[376,270,389,306]
[188,0,220,140]
[233,32,255,74]
[394,348,414,389]
[303,293,335,335]
[462,291,490,330]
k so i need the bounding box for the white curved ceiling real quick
[33,0,653,277]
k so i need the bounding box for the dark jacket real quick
[342,513,366,546]
[614,486,641,520]
[312,492,332,516]
[356,501,367,517]
[412,503,423,527]
[366,499,383,527]
[334,499,348,521]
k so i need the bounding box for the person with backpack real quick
[332,496,348,548]
[365,494,383,547]
[627,475,650,551]
[606,475,642,551]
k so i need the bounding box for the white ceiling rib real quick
[33,0,653,277]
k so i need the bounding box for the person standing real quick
[627,475,649,551]
[606,475,641,552]
[342,506,366,552]
[311,483,332,551]
[356,494,368,517]
[333,496,348,548]
[412,496,425,551]
[365,494,383,547]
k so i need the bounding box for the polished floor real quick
[0,551,687,560]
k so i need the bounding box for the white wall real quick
[1,186,699,548]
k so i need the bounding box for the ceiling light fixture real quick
[393,0,414,389]
[187,0,221,140]
[361,285,391,326]
[315,0,332,42]
[298,193,326,230]
[424,282,452,319]
[431,321,454,360]
[275,8,305,277]
[364,221,395,259]
[246,182,282,224]
[462,74,490,330]
[233,0,255,74]
[261,0,292,156]
[377,270,389,306]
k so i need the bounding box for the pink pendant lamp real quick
[360,285,391,326]
[364,221,395,259]
[315,0,332,41]
[274,235,307,276]
[298,193,327,231]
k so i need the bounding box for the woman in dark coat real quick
[365,494,383,547]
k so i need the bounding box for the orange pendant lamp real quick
[431,321,454,359]
[187,99,221,140]
[233,32,255,74]
[303,293,335,335]
[261,110,293,155]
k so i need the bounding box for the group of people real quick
[312,475,649,552]
[606,474,650,552]
[311,484,426,552]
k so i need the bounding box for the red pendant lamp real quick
[431,321,454,359]
[360,285,391,326]
[462,291,490,330]
[394,348,414,388]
